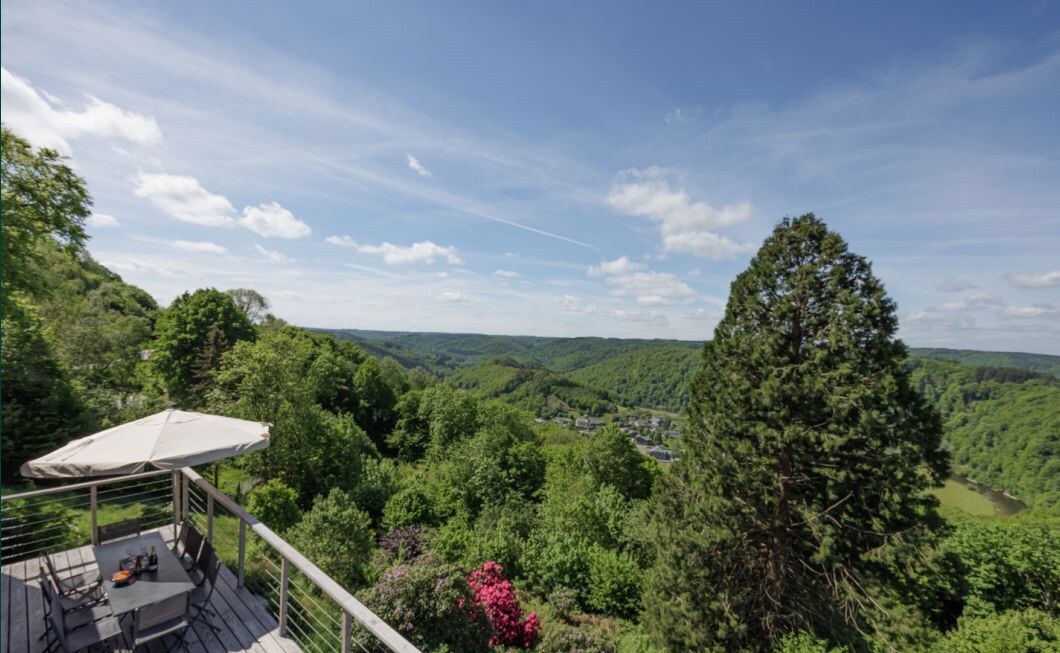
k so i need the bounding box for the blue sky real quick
[3,1,1059,353]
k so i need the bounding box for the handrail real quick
[1,469,172,501]
[180,467,421,653]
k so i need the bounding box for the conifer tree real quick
[643,214,948,651]
[189,325,230,401]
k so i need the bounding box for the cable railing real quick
[1,469,176,564]
[179,468,413,653]
[0,468,420,653]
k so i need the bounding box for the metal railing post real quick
[237,519,247,588]
[279,557,290,636]
[206,494,214,543]
[90,485,99,546]
[182,474,189,522]
[171,470,181,534]
[342,611,353,653]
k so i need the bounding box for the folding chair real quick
[189,547,222,634]
[189,538,215,588]
[131,593,192,652]
[97,518,141,544]
[47,588,123,653]
[43,555,102,602]
[177,524,204,572]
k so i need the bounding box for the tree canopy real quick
[1,127,90,312]
[644,214,949,651]
[150,288,255,404]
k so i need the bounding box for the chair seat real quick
[58,587,102,613]
[61,568,101,590]
[65,604,113,631]
[132,616,189,647]
[189,584,210,607]
[63,615,123,651]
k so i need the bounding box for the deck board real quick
[7,560,29,653]
[2,531,303,653]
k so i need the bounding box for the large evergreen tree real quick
[643,214,948,651]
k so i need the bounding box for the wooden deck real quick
[1,529,302,653]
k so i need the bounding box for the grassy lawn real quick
[931,479,998,516]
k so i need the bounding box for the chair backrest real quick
[176,521,191,548]
[184,525,204,562]
[135,593,189,632]
[47,587,67,647]
[196,539,215,576]
[202,548,220,587]
[98,518,141,543]
[39,565,58,611]
[42,555,62,587]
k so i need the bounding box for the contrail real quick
[463,208,601,253]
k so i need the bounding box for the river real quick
[950,473,1027,516]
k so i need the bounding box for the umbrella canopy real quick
[21,409,270,478]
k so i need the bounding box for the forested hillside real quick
[911,359,1060,509]
[568,345,701,411]
[911,347,1060,378]
[449,358,616,416]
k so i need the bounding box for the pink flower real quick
[466,562,541,648]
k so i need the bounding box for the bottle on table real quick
[148,545,158,572]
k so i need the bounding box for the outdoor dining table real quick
[92,532,197,617]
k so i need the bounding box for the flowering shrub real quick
[357,553,491,652]
[378,524,432,561]
[466,561,541,648]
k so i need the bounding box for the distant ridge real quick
[909,347,1060,378]
[314,327,1058,378]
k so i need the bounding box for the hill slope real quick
[568,344,701,411]
[448,358,616,417]
[910,348,1060,378]
[911,358,1060,509]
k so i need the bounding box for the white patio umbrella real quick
[21,408,270,478]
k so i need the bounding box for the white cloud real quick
[684,307,719,321]
[494,270,520,279]
[1,68,161,154]
[607,167,755,259]
[101,258,182,278]
[325,235,358,247]
[965,291,1004,306]
[1001,304,1060,319]
[937,277,978,293]
[588,256,694,305]
[327,237,463,265]
[254,243,292,263]
[905,308,976,329]
[239,202,311,239]
[1006,270,1060,289]
[406,154,432,177]
[134,172,236,227]
[134,173,308,238]
[87,213,120,228]
[172,240,227,254]
[438,291,469,303]
[559,294,668,325]
[908,291,1006,321]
